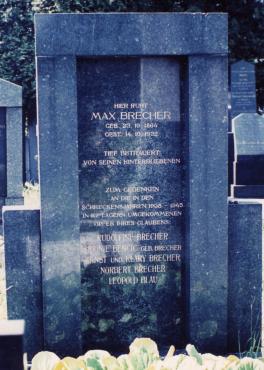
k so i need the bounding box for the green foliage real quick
[0,0,263,119]
[0,0,35,120]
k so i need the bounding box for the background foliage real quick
[0,0,263,120]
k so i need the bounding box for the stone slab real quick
[35,13,228,57]
[78,57,184,353]
[186,55,228,354]
[228,202,262,352]
[37,55,81,357]
[3,206,43,359]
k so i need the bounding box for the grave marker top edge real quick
[35,13,228,57]
[0,78,22,107]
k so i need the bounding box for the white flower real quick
[31,351,60,370]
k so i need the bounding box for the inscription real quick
[77,57,184,351]
[231,61,256,115]
[79,101,184,285]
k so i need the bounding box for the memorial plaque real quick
[231,61,256,118]
[78,58,185,352]
[0,108,7,198]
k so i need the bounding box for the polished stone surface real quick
[35,13,228,57]
[228,202,262,352]
[37,56,81,357]
[3,207,43,359]
[78,58,184,353]
[231,61,256,118]
[186,56,228,354]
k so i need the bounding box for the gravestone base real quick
[232,185,264,198]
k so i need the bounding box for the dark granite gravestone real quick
[231,61,256,119]
[228,202,262,353]
[35,13,228,356]
[0,320,25,370]
[3,206,43,360]
[0,79,23,222]
[232,113,264,198]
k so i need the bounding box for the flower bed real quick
[28,338,264,370]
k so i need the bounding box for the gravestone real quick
[232,113,264,198]
[231,61,256,119]
[35,13,228,356]
[228,201,262,352]
[0,79,23,221]
[3,206,42,360]
[0,320,25,370]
